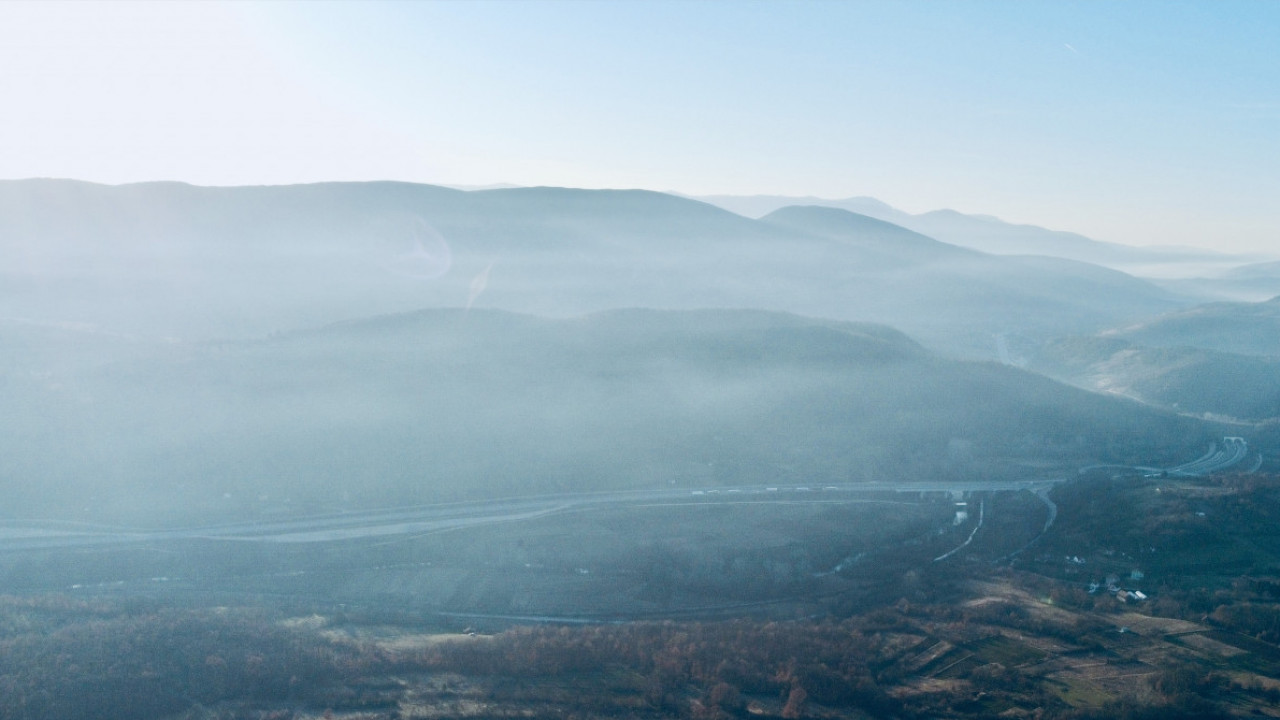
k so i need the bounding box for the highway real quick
[0,479,1051,553]
[1166,437,1250,477]
[1078,437,1254,478]
[0,438,1255,555]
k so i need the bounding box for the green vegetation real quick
[1032,473,1280,589]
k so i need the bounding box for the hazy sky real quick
[2,1,1277,253]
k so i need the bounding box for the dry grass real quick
[1176,632,1249,658]
[1109,611,1204,636]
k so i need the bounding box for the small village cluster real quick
[1083,565,1148,602]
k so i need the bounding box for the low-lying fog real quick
[4,180,1258,530]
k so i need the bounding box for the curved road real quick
[0,479,1051,553]
[0,438,1254,555]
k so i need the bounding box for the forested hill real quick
[1028,295,1280,422]
[2,308,1216,527]
[1103,295,1280,357]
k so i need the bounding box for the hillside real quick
[758,205,1188,358]
[1154,260,1280,303]
[1224,260,1280,280]
[1030,336,1280,422]
[1030,295,1280,421]
[0,308,1218,528]
[759,205,980,265]
[1103,296,1280,357]
[0,179,1187,359]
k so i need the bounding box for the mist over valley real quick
[4,176,1278,716]
[3,304,1225,528]
[4,4,1280,713]
[2,179,1193,360]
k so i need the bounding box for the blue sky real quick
[2,1,1277,253]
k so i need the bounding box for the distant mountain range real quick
[1153,260,1280,303]
[0,179,1188,359]
[691,193,1256,275]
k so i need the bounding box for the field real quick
[5,474,1280,718]
[0,490,962,621]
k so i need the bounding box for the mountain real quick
[759,205,979,265]
[1029,295,1280,421]
[901,210,1231,271]
[1154,260,1280,303]
[1225,260,1280,280]
[692,193,1248,274]
[0,308,1217,527]
[686,193,908,223]
[1102,295,1280,357]
[754,205,1187,359]
[1030,336,1280,422]
[0,180,1188,359]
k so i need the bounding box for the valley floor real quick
[4,471,1280,719]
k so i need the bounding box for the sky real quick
[1,1,1277,254]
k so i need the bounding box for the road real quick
[0,438,1254,554]
[1167,437,1250,477]
[0,479,1054,553]
[1078,437,1254,478]
[933,499,985,562]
